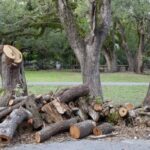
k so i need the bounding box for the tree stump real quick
[70,120,96,139]
[0,45,27,107]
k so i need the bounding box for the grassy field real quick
[25,70,150,82]
[25,70,150,106]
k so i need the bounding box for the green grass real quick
[25,70,150,82]
[25,70,150,106]
[28,85,148,106]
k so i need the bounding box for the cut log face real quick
[119,107,128,117]
[41,103,63,123]
[93,123,115,136]
[124,103,134,111]
[0,107,31,143]
[93,103,103,112]
[35,117,79,143]
[70,120,96,139]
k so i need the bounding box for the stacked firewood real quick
[0,84,149,144]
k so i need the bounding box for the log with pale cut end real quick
[88,106,100,122]
[56,84,89,103]
[124,103,134,111]
[119,107,128,117]
[35,117,79,143]
[93,123,115,136]
[0,107,31,143]
[70,120,96,139]
[3,45,22,64]
[93,103,103,112]
[9,96,28,106]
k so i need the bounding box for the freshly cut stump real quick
[70,120,96,139]
[35,117,78,143]
[0,107,31,143]
[93,123,115,136]
[119,107,128,117]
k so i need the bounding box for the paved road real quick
[5,139,150,150]
[27,82,149,86]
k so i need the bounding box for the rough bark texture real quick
[25,95,43,129]
[117,20,134,72]
[57,0,111,99]
[0,107,31,143]
[134,23,145,74]
[143,84,150,106]
[35,117,79,143]
[93,123,115,135]
[0,52,27,106]
[103,47,117,72]
[56,84,90,103]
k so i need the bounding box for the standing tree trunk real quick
[103,47,117,72]
[143,83,150,106]
[117,20,134,72]
[0,45,27,106]
[57,0,111,100]
[134,22,145,74]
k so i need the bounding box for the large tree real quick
[143,83,150,106]
[56,0,111,100]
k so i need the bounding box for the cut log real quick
[9,96,28,106]
[119,107,128,117]
[93,103,103,112]
[56,84,89,103]
[93,123,115,136]
[51,99,68,114]
[0,107,6,112]
[76,109,88,121]
[0,107,31,143]
[41,102,63,123]
[124,103,134,111]
[70,120,96,139]
[35,117,79,143]
[25,95,43,129]
[88,106,100,122]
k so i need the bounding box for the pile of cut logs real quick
[0,84,149,144]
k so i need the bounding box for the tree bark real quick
[103,47,117,72]
[57,0,111,99]
[0,107,31,143]
[117,20,134,72]
[134,23,145,74]
[35,117,79,143]
[143,83,150,106]
[93,123,115,136]
[56,84,89,103]
[0,50,27,106]
[70,120,96,139]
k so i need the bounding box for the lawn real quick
[28,85,148,106]
[26,70,150,106]
[25,70,150,82]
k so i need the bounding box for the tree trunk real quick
[57,0,111,99]
[0,47,27,106]
[35,117,79,143]
[103,47,117,72]
[143,83,150,106]
[117,20,134,72]
[134,31,145,74]
[0,107,31,143]
[70,120,96,139]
